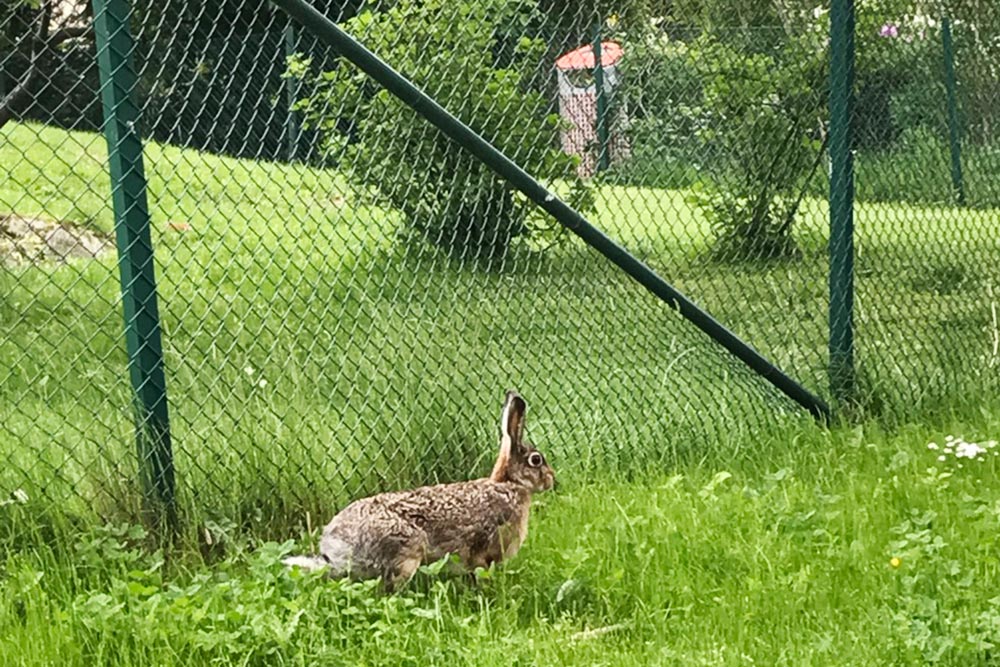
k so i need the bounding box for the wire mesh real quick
[1,0,997,533]
[849,7,1000,413]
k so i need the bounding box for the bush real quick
[612,31,706,189]
[853,12,946,151]
[684,33,826,262]
[24,38,102,132]
[611,15,826,262]
[289,0,591,259]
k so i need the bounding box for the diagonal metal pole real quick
[269,0,831,421]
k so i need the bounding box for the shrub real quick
[683,33,826,262]
[611,11,827,262]
[613,31,707,189]
[288,0,591,259]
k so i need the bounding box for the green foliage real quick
[884,437,1000,663]
[808,125,1000,207]
[0,0,34,52]
[616,1,1000,254]
[683,33,826,262]
[852,10,945,149]
[289,0,592,259]
[536,0,664,44]
[132,0,297,160]
[6,409,1000,665]
[612,32,706,189]
[661,0,817,32]
[0,0,97,130]
[613,3,828,262]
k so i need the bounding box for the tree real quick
[290,0,592,259]
[0,0,91,129]
[686,31,827,262]
[616,0,827,261]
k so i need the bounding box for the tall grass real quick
[3,405,1000,665]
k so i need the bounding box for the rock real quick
[2,216,31,237]
[78,232,111,257]
[1,213,113,265]
[44,226,78,258]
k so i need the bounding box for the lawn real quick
[1,121,999,665]
[2,122,997,523]
[1,121,800,525]
[3,406,1000,666]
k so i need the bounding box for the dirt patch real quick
[1,213,113,266]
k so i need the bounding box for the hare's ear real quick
[490,390,526,482]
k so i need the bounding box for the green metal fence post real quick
[592,20,610,173]
[92,0,175,522]
[284,20,301,162]
[829,0,855,405]
[942,16,965,206]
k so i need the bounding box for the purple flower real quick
[879,23,899,38]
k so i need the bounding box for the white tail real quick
[282,555,330,572]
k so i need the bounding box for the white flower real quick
[258,379,268,389]
[245,366,255,376]
[927,442,939,450]
[955,441,987,459]
[12,489,28,504]
[938,455,946,462]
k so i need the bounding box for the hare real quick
[284,390,554,591]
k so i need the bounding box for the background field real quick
[3,122,998,533]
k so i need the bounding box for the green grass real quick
[1,121,999,665]
[0,122,795,526]
[2,120,999,528]
[851,130,1000,209]
[4,407,1000,665]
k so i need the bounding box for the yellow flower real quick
[890,557,902,568]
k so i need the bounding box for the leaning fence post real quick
[941,16,965,206]
[92,0,175,522]
[592,20,610,173]
[828,0,856,406]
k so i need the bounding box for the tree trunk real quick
[0,2,91,129]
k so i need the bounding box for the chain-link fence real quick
[1,0,998,535]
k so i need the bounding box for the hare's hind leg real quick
[381,552,422,593]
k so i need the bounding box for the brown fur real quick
[294,390,555,591]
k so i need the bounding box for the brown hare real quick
[284,390,555,591]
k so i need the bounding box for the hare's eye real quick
[527,452,544,467]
